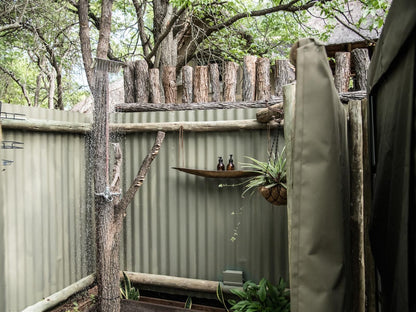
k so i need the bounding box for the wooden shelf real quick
[172,167,259,178]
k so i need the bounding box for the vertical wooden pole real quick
[274,60,295,97]
[123,61,135,103]
[209,63,221,102]
[283,82,296,276]
[349,100,366,312]
[256,57,271,101]
[162,66,177,104]
[223,62,238,102]
[352,49,370,91]
[242,55,257,101]
[334,52,351,93]
[193,66,209,103]
[134,60,149,103]
[149,68,161,104]
[182,65,193,104]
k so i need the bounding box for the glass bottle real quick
[227,154,235,170]
[217,156,225,170]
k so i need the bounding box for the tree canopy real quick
[0,0,390,108]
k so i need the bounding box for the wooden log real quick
[352,49,370,91]
[334,52,351,93]
[256,57,271,101]
[115,98,283,112]
[162,66,177,104]
[274,60,295,97]
[283,82,296,274]
[112,119,279,133]
[223,62,239,102]
[182,65,193,104]
[348,100,366,312]
[1,118,91,134]
[22,274,95,312]
[123,61,135,103]
[149,68,161,104]
[193,66,209,103]
[242,55,257,101]
[256,103,284,123]
[134,60,149,103]
[209,63,221,102]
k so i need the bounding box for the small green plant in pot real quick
[241,146,287,206]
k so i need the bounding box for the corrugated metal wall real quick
[1,104,288,311]
[114,109,288,283]
[1,104,91,311]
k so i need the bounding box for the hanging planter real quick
[259,184,287,206]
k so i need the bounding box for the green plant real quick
[185,296,192,309]
[240,146,287,198]
[120,271,140,301]
[229,278,290,312]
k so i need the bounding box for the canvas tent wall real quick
[367,0,416,311]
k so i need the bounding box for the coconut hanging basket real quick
[259,184,287,206]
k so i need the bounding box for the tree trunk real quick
[134,60,149,103]
[162,66,177,104]
[334,52,351,93]
[182,65,193,104]
[149,68,161,104]
[256,58,270,101]
[274,60,295,97]
[351,49,370,91]
[209,63,220,102]
[223,62,238,102]
[124,61,135,103]
[193,66,209,103]
[56,65,64,110]
[242,55,257,101]
[48,69,56,110]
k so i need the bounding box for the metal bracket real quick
[95,186,121,202]
[1,140,24,149]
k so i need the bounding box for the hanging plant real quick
[240,146,287,206]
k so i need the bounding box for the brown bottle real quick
[227,154,235,170]
[217,157,225,170]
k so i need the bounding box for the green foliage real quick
[240,146,287,198]
[229,278,290,312]
[120,271,140,301]
[185,296,193,309]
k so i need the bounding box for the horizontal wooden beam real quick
[2,118,278,134]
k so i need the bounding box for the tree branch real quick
[114,131,165,222]
[0,63,32,106]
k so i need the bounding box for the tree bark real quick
[242,55,257,101]
[78,0,94,90]
[48,70,56,109]
[182,65,193,104]
[256,57,271,101]
[274,60,295,97]
[123,61,135,103]
[149,68,161,104]
[351,49,370,91]
[134,60,149,103]
[223,62,238,102]
[193,66,209,103]
[256,103,284,123]
[162,66,177,104]
[334,52,351,93]
[209,63,221,102]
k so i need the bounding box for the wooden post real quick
[349,100,366,312]
[182,65,193,104]
[123,61,135,103]
[209,63,221,102]
[352,49,370,91]
[134,60,149,103]
[242,55,257,101]
[162,66,177,104]
[361,98,377,312]
[223,62,239,102]
[334,52,351,93]
[283,82,296,274]
[193,66,209,103]
[256,57,271,101]
[274,60,295,97]
[149,68,161,104]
